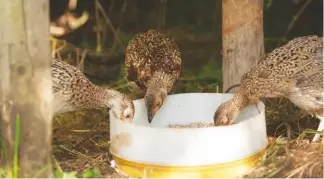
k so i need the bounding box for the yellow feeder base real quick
[110,147,267,178]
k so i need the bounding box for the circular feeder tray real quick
[109,93,268,178]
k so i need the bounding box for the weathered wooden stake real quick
[0,0,53,177]
[221,0,265,92]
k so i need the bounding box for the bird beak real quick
[147,110,154,123]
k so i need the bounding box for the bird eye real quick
[123,111,132,118]
[122,108,134,121]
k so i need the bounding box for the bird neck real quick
[92,86,122,109]
[231,92,251,110]
[147,71,175,92]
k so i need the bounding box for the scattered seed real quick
[167,122,215,128]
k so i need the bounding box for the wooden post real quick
[221,0,265,92]
[0,0,53,177]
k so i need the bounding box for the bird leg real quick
[312,115,324,142]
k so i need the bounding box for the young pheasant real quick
[214,35,323,142]
[52,58,135,122]
[125,29,182,123]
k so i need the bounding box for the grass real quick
[49,93,323,178]
[48,32,323,178]
[13,114,21,178]
[3,65,320,178]
[1,65,322,179]
[1,113,106,178]
[242,98,323,178]
[51,110,126,178]
[244,135,323,178]
[0,23,321,177]
[0,114,22,178]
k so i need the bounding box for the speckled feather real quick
[240,35,323,111]
[52,58,134,116]
[214,36,323,128]
[125,29,182,92]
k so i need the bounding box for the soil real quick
[52,98,323,178]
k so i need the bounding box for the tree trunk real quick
[0,0,53,177]
[221,0,265,92]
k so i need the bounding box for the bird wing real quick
[240,36,323,99]
[292,41,323,101]
[125,38,152,91]
[51,58,75,94]
[292,36,323,86]
[125,30,182,91]
[51,58,80,114]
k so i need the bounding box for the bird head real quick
[214,93,248,126]
[213,101,239,126]
[144,88,167,123]
[108,91,135,123]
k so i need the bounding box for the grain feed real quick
[168,122,215,128]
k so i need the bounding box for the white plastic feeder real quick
[109,93,268,178]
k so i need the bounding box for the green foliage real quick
[118,64,126,80]
[82,168,102,178]
[53,168,102,178]
[117,31,133,46]
[13,114,21,178]
[0,168,8,178]
[79,39,92,50]
[0,114,21,178]
[54,170,78,178]
[196,59,222,82]
[172,59,223,93]
[265,0,273,9]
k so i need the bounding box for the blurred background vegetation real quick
[48,0,323,176]
[50,0,323,98]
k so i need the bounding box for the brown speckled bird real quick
[214,35,323,142]
[125,29,182,123]
[52,58,135,122]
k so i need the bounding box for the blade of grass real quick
[13,114,21,178]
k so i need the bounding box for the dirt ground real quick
[50,29,323,178]
[52,110,124,178]
[52,98,323,178]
